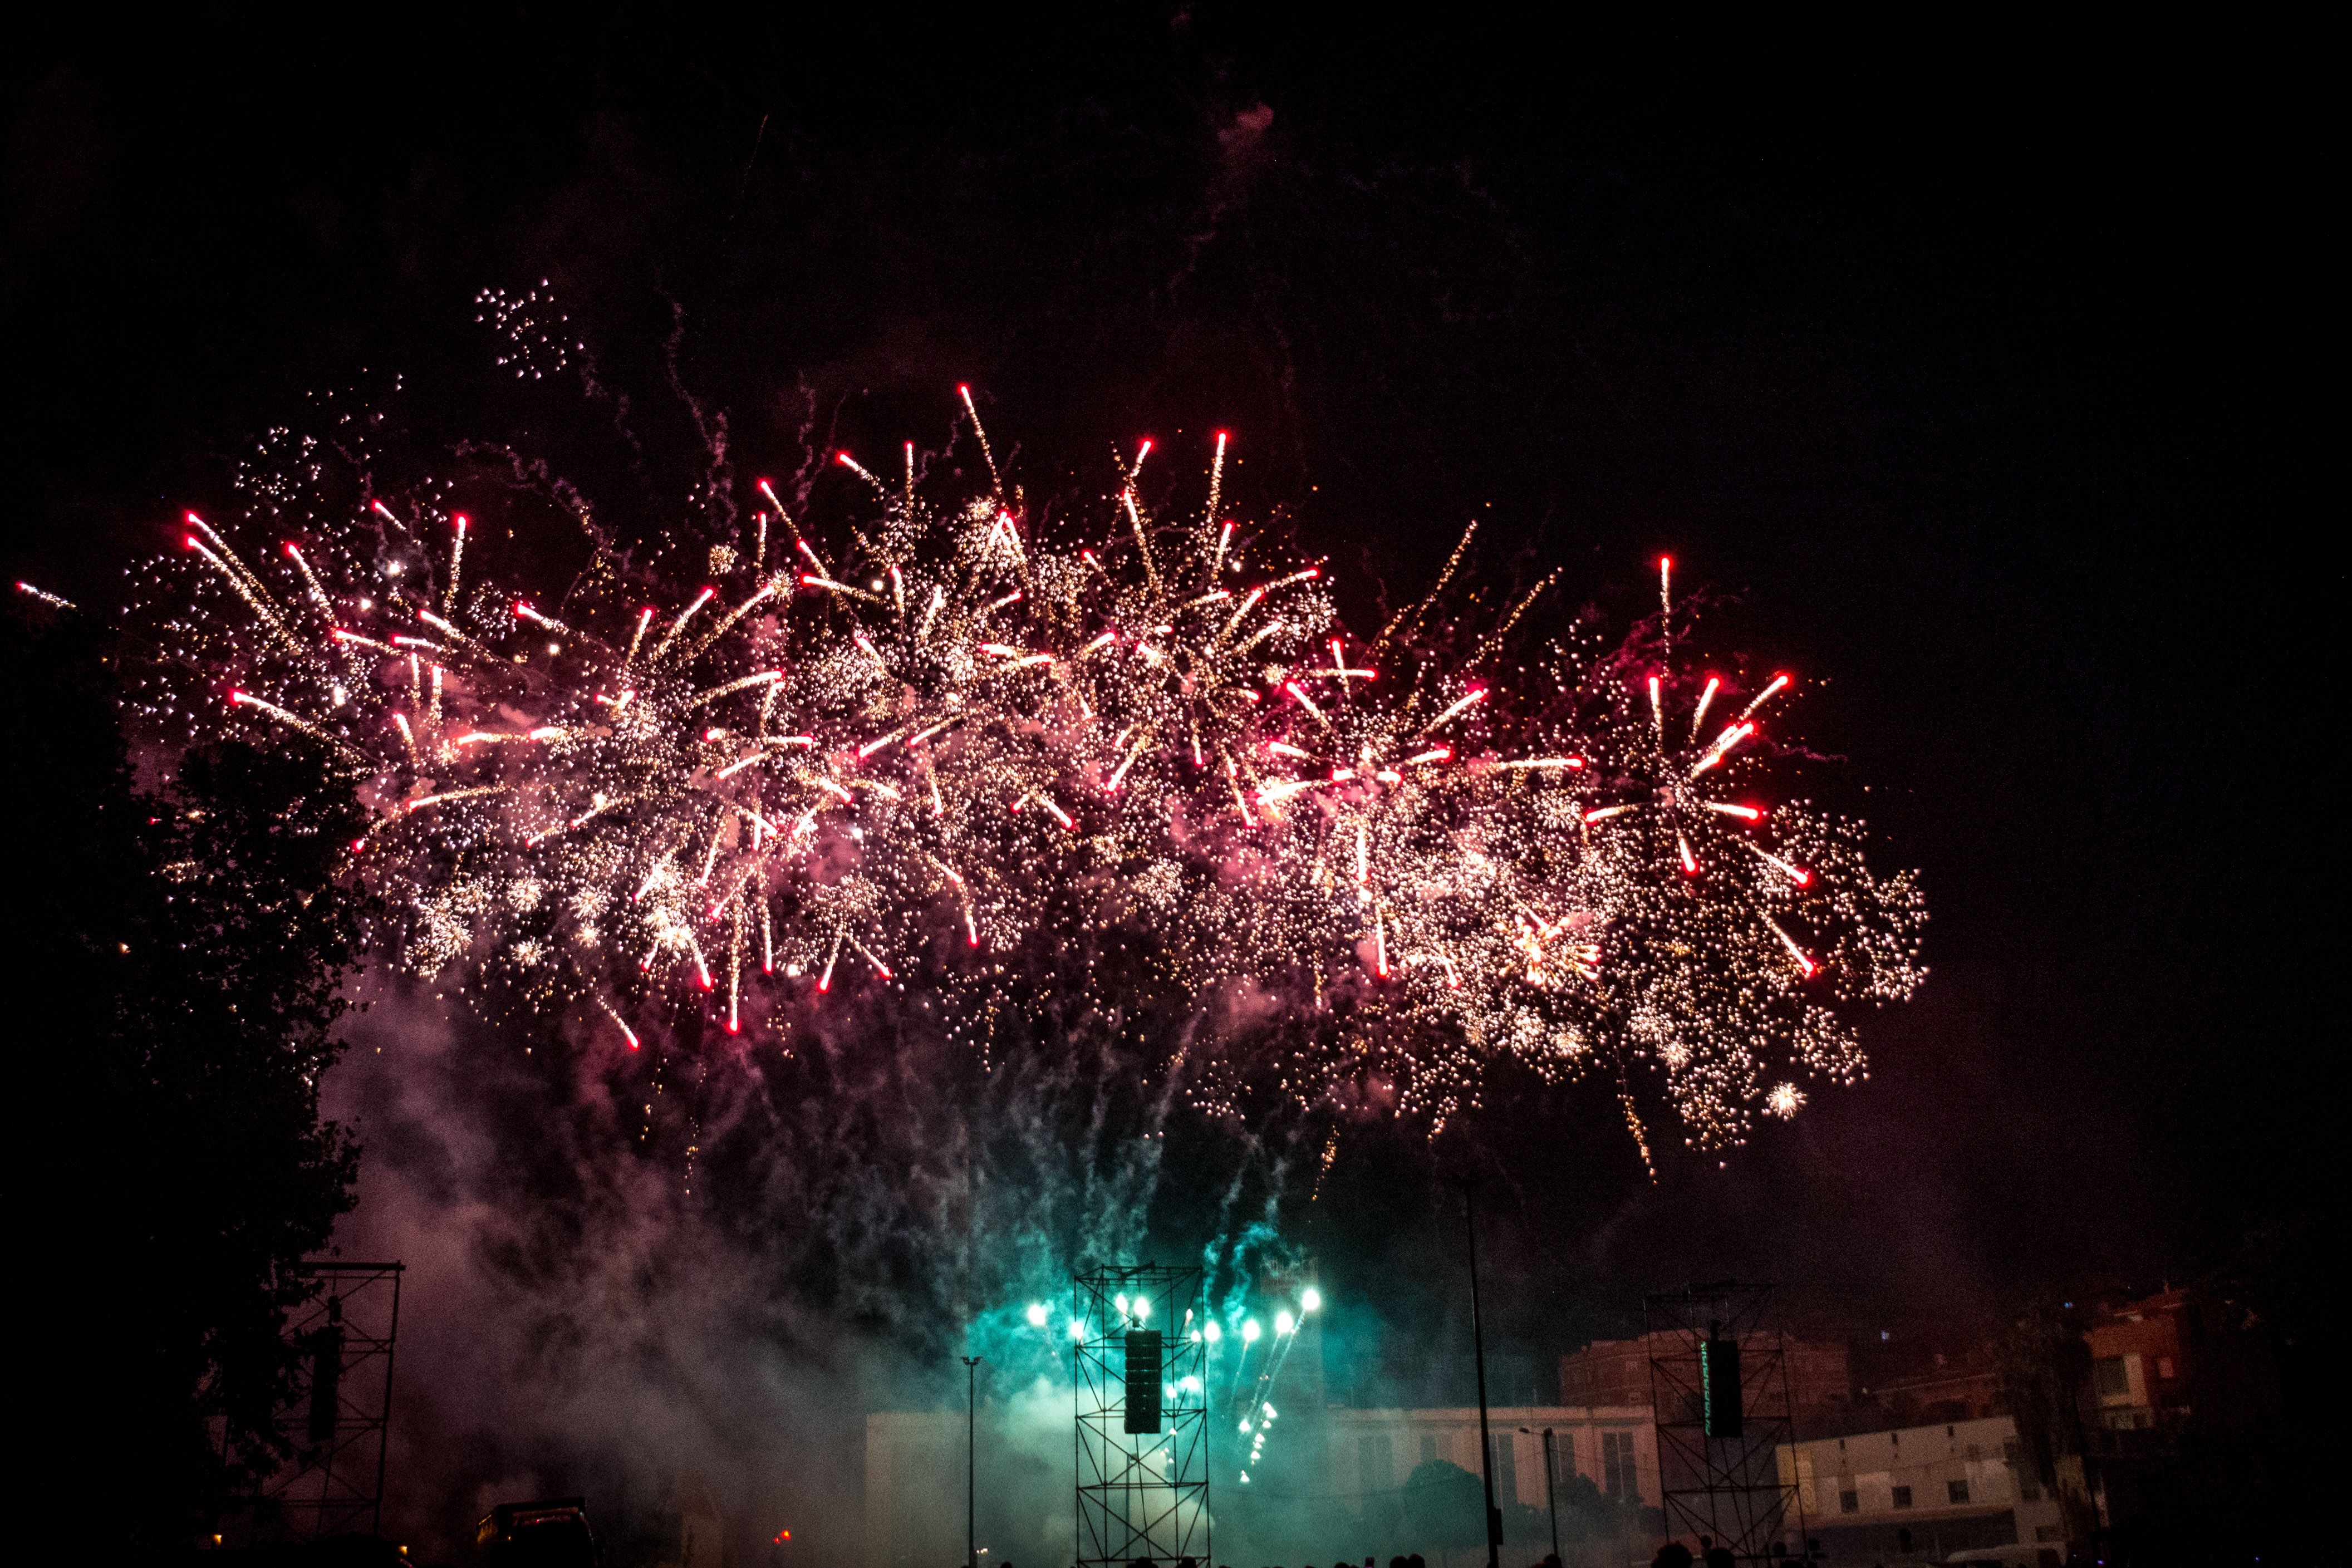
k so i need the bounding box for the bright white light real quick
[1239,1420,1251,1434]
[1025,1302,1049,1328]
[1132,1296,1150,1320]
[1241,1319,1261,1344]
[1204,1321,1222,1344]
[1115,1294,1129,1314]
[1069,1319,1085,1340]
[1263,1402,1277,1420]
[1275,1309,1296,1336]
[1300,1287,1323,1313]
[1181,1375,1202,1393]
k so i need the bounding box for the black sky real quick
[5,8,2340,1351]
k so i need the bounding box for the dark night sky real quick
[6,9,2340,1354]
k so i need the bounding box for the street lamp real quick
[1466,1179,1501,1568]
[1521,1426,1560,1563]
[961,1355,983,1568]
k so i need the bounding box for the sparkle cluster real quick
[128,390,1924,1152]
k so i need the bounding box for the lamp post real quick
[1521,1426,1560,1562]
[1466,1179,1501,1568]
[962,1355,983,1568]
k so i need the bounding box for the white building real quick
[1323,1405,1658,1517]
[1777,1415,2067,1567]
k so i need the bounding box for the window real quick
[1948,1479,1970,1505]
[1892,1486,1913,1508]
[1602,1431,1637,1501]
[2093,1356,2130,1398]
[1359,1434,1393,1495]
[1839,1490,1859,1514]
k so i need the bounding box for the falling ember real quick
[598,998,641,1050]
[1690,676,1720,741]
[1690,721,1755,776]
[1423,688,1486,734]
[1740,673,1793,719]
[1763,916,1818,978]
[1744,842,1813,886]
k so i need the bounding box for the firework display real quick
[127,377,1923,1153]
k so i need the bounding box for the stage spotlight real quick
[1241,1319,1261,1343]
[1301,1287,1322,1312]
[1275,1309,1295,1336]
[1204,1321,1222,1343]
[1027,1302,1050,1328]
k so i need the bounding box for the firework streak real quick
[136,399,1923,1151]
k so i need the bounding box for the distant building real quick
[1559,1332,1854,1432]
[1864,1350,2005,1426]
[1779,1414,2067,1566]
[1325,1403,1660,1516]
[2083,1287,2196,1432]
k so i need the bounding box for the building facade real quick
[1559,1333,1854,1433]
[1323,1403,1659,1514]
[2084,1288,2194,1432]
[1779,1415,2067,1566]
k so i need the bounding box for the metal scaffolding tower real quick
[1073,1264,1209,1568]
[249,1261,404,1541]
[1645,1281,1805,1562]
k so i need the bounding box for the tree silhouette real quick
[6,610,369,1552]
[1403,1458,1489,1551]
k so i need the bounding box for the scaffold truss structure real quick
[1646,1280,1805,1562]
[1074,1264,1209,1568]
[246,1261,404,1541]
